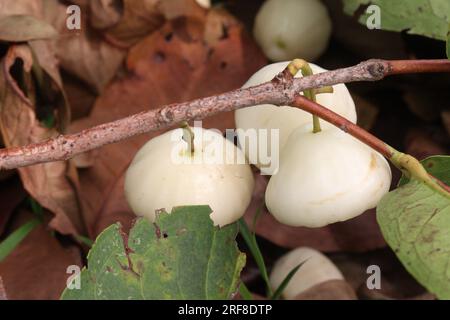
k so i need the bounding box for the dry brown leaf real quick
[43,1,127,94]
[70,11,267,237]
[61,71,97,121]
[105,0,165,48]
[0,15,57,42]
[0,45,84,236]
[0,209,82,300]
[89,0,123,30]
[244,173,386,253]
[56,30,126,94]
[293,279,358,300]
[0,0,41,16]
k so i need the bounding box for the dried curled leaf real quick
[0,15,57,42]
[0,45,84,236]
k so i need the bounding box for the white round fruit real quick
[253,0,332,62]
[124,127,255,227]
[235,62,357,174]
[196,0,210,9]
[270,247,344,299]
[265,126,392,228]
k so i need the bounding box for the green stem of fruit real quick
[181,121,195,156]
[291,95,450,197]
[388,147,450,199]
[288,59,325,133]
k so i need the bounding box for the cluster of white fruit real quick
[124,61,391,229]
[236,62,392,227]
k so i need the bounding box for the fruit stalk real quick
[291,95,450,195]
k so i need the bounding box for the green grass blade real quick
[271,261,306,300]
[0,219,40,262]
[238,282,253,300]
[75,235,94,247]
[238,218,272,296]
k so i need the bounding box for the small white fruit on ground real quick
[265,126,392,228]
[124,127,255,227]
[253,0,332,62]
[235,62,356,174]
[270,247,344,299]
[196,0,211,9]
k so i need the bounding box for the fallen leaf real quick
[0,15,57,42]
[105,0,165,48]
[46,1,127,94]
[88,0,123,30]
[0,209,82,300]
[70,10,266,237]
[293,279,357,300]
[244,174,386,253]
[0,45,85,236]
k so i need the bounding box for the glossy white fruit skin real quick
[270,247,344,299]
[235,62,357,174]
[196,0,211,9]
[265,127,392,228]
[254,0,332,62]
[124,127,255,227]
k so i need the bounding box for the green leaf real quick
[377,155,450,299]
[343,0,450,41]
[61,206,246,300]
[238,218,272,296]
[271,262,305,300]
[239,282,253,300]
[0,219,40,262]
[0,15,57,42]
[75,235,94,248]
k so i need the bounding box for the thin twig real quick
[1,59,450,170]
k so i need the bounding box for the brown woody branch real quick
[1,59,450,170]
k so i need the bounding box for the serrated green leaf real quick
[377,156,450,299]
[61,206,246,300]
[343,0,450,41]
